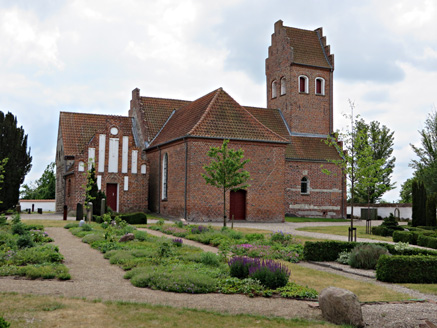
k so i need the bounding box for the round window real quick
[110,127,119,135]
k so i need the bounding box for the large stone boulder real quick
[318,287,364,328]
[119,233,135,243]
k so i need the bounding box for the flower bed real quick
[0,214,70,280]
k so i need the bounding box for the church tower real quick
[266,20,334,136]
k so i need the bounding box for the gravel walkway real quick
[10,215,437,327]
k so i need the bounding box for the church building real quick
[55,20,346,222]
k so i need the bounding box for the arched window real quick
[271,80,278,98]
[141,164,147,174]
[162,153,168,200]
[298,75,309,93]
[301,177,309,194]
[280,77,286,95]
[315,77,325,95]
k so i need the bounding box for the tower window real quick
[301,177,309,194]
[280,77,286,95]
[271,80,278,98]
[315,77,325,95]
[162,153,168,200]
[298,75,309,93]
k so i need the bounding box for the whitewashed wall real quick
[19,199,56,212]
[347,204,412,220]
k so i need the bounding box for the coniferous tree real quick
[426,193,437,227]
[412,180,427,227]
[0,111,32,212]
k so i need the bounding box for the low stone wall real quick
[347,203,411,220]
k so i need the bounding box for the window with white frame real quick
[315,77,325,95]
[280,77,286,95]
[298,75,309,93]
[271,80,278,98]
[301,177,309,194]
[162,153,168,200]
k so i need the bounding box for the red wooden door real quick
[230,190,246,220]
[106,183,117,212]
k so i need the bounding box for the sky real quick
[0,0,436,202]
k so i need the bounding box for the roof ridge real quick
[188,88,222,136]
[140,95,191,103]
[60,111,128,119]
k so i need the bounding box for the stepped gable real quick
[150,88,288,147]
[286,135,341,161]
[284,25,333,69]
[59,112,132,156]
[137,96,191,142]
[244,106,290,139]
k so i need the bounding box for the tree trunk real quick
[223,188,226,227]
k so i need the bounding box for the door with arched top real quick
[230,190,246,220]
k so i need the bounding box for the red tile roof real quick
[59,112,133,156]
[284,26,332,69]
[244,106,290,140]
[150,88,288,147]
[286,136,341,161]
[138,97,191,143]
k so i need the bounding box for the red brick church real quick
[56,20,346,222]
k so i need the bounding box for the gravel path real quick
[0,227,322,321]
[10,215,437,327]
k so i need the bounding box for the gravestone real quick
[76,203,83,221]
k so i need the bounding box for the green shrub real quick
[11,222,27,235]
[217,277,266,297]
[336,251,351,264]
[82,234,104,244]
[376,255,437,283]
[0,316,11,328]
[64,222,79,229]
[246,233,265,242]
[81,224,93,231]
[276,282,318,299]
[227,230,243,240]
[128,266,217,293]
[12,244,63,265]
[349,244,389,269]
[417,235,437,249]
[119,212,147,225]
[372,214,404,237]
[228,256,259,279]
[16,233,34,249]
[133,230,148,241]
[108,250,135,264]
[303,241,358,261]
[200,252,221,267]
[248,260,290,289]
[393,231,413,243]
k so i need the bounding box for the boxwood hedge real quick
[376,255,437,283]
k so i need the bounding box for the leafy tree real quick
[410,109,437,194]
[21,162,56,199]
[399,177,415,203]
[202,139,250,227]
[84,166,106,216]
[353,119,395,203]
[0,111,32,212]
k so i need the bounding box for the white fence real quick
[347,204,412,220]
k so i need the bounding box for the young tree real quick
[353,119,395,203]
[84,166,106,216]
[410,109,437,194]
[0,111,32,212]
[21,162,56,199]
[202,139,250,227]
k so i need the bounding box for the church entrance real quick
[230,190,246,220]
[106,183,118,212]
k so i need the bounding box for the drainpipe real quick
[184,138,188,219]
[158,147,161,214]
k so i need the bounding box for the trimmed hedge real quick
[119,212,147,225]
[376,255,437,283]
[303,240,437,261]
[393,230,436,245]
[418,234,437,249]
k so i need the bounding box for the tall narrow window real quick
[162,153,168,200]
[271,80,278,98]
[315,77,325,95]
[301,177,309,194]
[280,77,286,95]
[298,75,309,93]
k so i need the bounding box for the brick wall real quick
[147,138,286,222]
[285,160,345,218]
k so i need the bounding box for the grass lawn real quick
[296,225,393,242]
[0,292,341,328]
[21,219,75,228]
[285,217,348,223]
[286,263,412,302]
[401,284,437,296]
